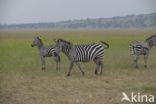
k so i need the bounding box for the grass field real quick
[0,29,156,104]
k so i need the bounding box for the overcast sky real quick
[0,0,156,24]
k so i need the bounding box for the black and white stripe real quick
[130,41,149,56]
[130,34,156,68]
[72,43,104,61]
[49,39,109,76]
[130,41,149,68]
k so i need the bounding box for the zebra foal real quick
[31,36,60,70]
[130,35,156,68]
[49,39,109,76]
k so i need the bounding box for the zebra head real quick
[31,36,43,47]
[53,39,72,53]
[145,34,156,48]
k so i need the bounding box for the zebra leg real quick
[41,56,46,70]
[133,55,139,69]
[100,62,103,75]
[94,59,101,75]
[75,62,85,76]
[55,61,59,71]
[54,55,60,71]
[144,54,148,68]
[95,64,100,75]
[67,62,74,76]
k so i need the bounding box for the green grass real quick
[0,29,156,104]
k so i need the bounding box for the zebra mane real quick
[57,39,71,45]
[37,37,43,45]
[145,34,156,42]
[145,34,156,47]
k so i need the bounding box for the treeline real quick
[0,13,156,30]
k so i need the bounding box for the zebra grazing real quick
[31,36,60,71]
[130,34,156,68]
[49,39,109,76]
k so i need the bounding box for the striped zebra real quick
[31,36,60,71]
[49,39,109,76]
[130,35,156,68]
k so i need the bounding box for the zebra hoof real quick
[56,68,59,71]
[66,74,70,77]
[42,67,46,70]
[135,66,139,69]
[82,72,85,76]
[95,71,98,75]
[144,65,147,68]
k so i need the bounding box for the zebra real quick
[49,39,109,76]
[130,34,156,68]
[31,36,60,71]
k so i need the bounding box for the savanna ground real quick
[0,29,156,104]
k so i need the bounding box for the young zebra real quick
[49,39,109,76]
[31,36,60,71]
[130,35,156,68]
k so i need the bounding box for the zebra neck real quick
[37,43,44,49]
[62,46,71,56]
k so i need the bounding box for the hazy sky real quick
[0,0,156,24]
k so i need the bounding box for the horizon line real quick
[0,12,155,25]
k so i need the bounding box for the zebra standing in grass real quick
[49,39,109,76]
[130,35,156,68]
[31,36,60,70]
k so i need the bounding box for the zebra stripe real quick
[130,41,149,68]
[73,43,104,61]
[48,47,57,57]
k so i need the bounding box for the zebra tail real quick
[100,41,109,49]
